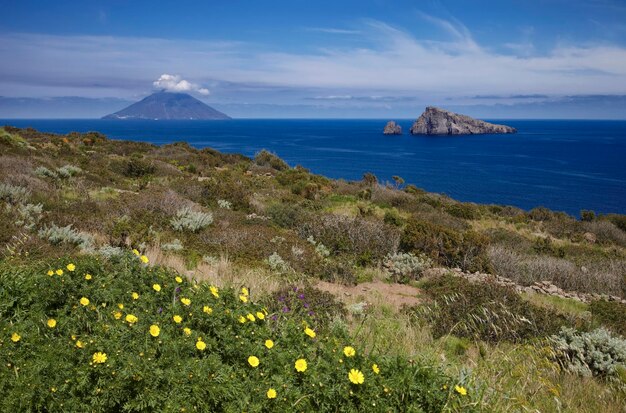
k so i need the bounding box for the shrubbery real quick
[382,252,432,283]
[551,327,626,378]
[590,300,626,337]
[401,219,491,272]
[414,275,570,343]
[254,149,289,171]
[0,256,469,412]
[0,183,30,204]
[38,223,94,250]
[265,285,347,329]
[170,206,213,232]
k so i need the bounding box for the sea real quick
[2,119,625,216]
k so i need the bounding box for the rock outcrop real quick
[383,121,402,135]
[410,106,516,135]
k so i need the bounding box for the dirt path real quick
[315,280,422,310]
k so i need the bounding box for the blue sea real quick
[2,119,625,216]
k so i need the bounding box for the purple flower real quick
[282,306,290,313]
[298,293,305,300]
[175,287,181,293]
[293,287,298,292]
[303,303,310,308]
[158,307,163,314]
[278,296,285,302]
[308,310,314,316]
[271,315,278,321]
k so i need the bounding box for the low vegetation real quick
[1,125,625,411]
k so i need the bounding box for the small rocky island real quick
[383,121,402,135]
[410,106,516,135]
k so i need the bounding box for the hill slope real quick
[102,91,231,120]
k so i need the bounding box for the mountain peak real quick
[102,92,231,120]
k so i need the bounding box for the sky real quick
[1,0,626,118]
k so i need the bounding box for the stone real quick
[410,106,516,135]
[383,121,402,135]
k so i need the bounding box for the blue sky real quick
[1,0,626,118]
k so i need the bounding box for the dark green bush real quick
[415,275,571,343]
[124,155,156,178]
[445,203,479,220]
[590,300,626,337]
[400,219,490,272]
[266,203,307,228]
[254,149,289,171]
[580,210,596,222]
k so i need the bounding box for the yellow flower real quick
[183,327,192,336]
[47,319,57,328]
[210,286,219,298]
[455,385,467,396]
[173,315,182,324]
[56,269,64,276]
[153,284,161,292]
[196,340,206,351]
[66,263,76,272]
[241,287,249,296]
[113,312,122,320]
[92,352,107,364]
[181,297,191,306]
[239,294,248,303]
[47,270,54,276]
[348,369,365,385]
[75,340,84,348]
[238,316,246,324]
[149,325,160,337]
[132,248,140,256]
[175,276,183,283]
[256,312,265,320]
[131,292,139,300]
[266,388,277,399]
[125,314,138,324]
[304,328,316,338]
[11,332,21,342]
[140,255,149,264]
[118,303,124,309]
[343,346,356,357]
[372,364,380,374]
[246,313,256,322]
[85,274,92,280]
[265,339,274,349]
[295,358,307,372]
[248,356,260,367]
[203,306,213,315]
[80,297,90,306]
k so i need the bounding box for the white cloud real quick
[153,74,210,95]
[1,19,626,100]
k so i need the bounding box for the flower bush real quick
[0,254,471,412]
[170,206,213,232]
[382,252,432,283]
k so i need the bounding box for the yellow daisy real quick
[84,274,92,280]
[455,385,467,396]
[175,276,183,283]
[348,369,365,385]
[55,269,63,276]
[125,314,138,324]
[66,263,76,272]
[92,352,107,364]
[181,297,191,306]
[343,346,356,357]
[248,356,260,367]
[265,339,274,349]
[266,388,277,399]
[79,297,90,306]
[11,332,21,342]
[183,327,192,336]
[149,325,160,337]
[153,284,161,292]
[210,286,219,298]
[173,315,182,324]
[246,313,255,322]
[47,319,57,328]
[140,255,149,264]
[47,270,54,276]
[295,358,307,372]
[372,364,380,374]
[196,340,206,351]
[132,292,139,300]
[203,306,213,315]
[256,311,265,320]
[304,327,316,338]
[113,312,122,320]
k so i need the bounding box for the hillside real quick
[1,126,625,412]
[102,91,231,120]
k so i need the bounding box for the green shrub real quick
[0,183,31,205]
[401,219,490,272]
[445,203,479,220]
[382,252,432,283]
[299,214,400,265]
[254,149,289,171]
[590,300,626,337]
[170,206,213,232]
[415,275,570,343]
[581,210,596,222]
[551,327,626,377]
[124,156,156,177]
[266,203,307,228]
[38,223,94,250]
[56,164,82,178]
[0,255,465,412]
